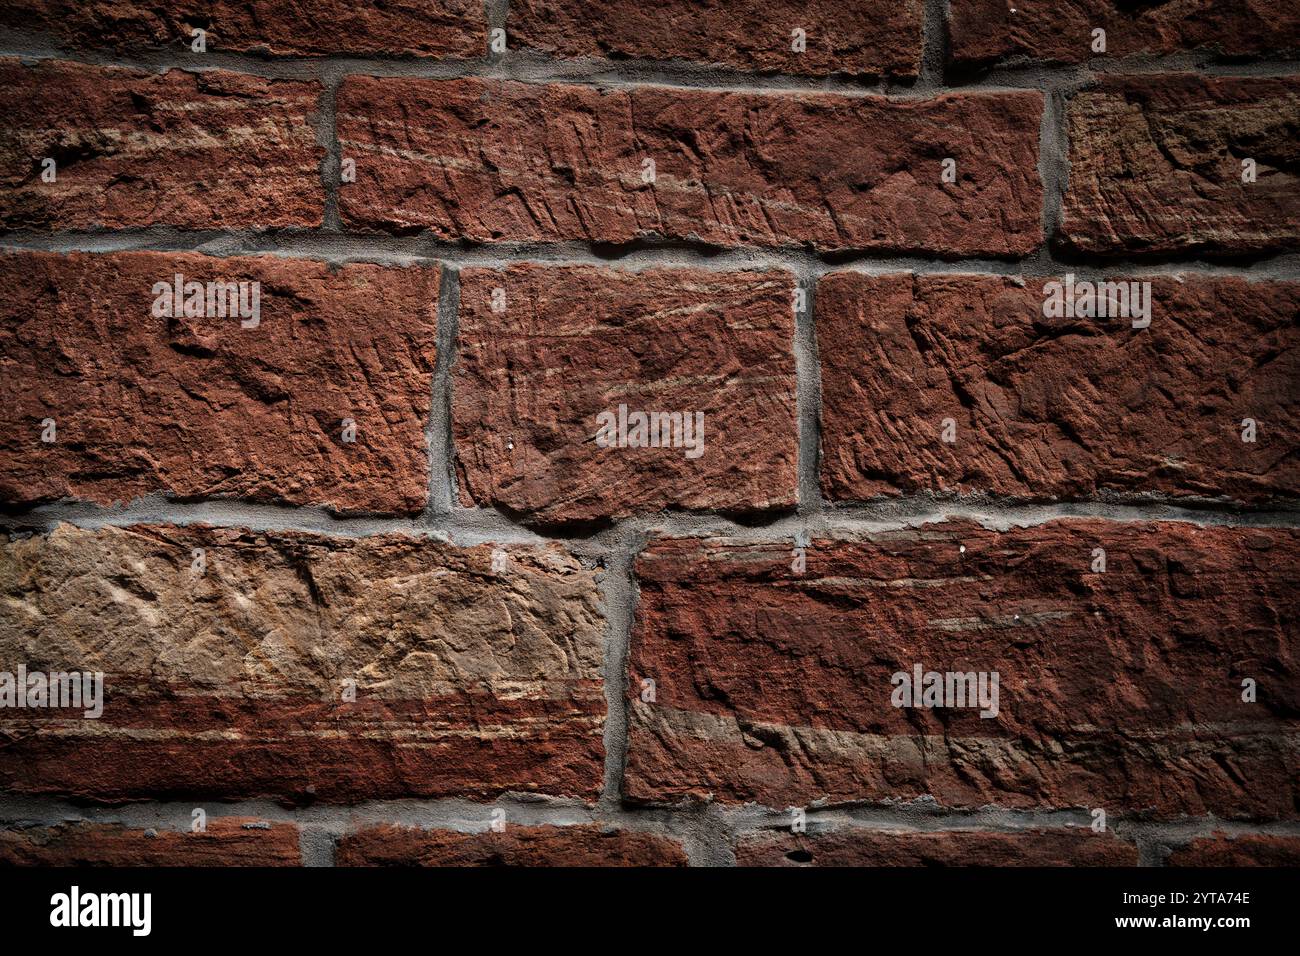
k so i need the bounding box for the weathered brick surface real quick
[0,819,300,866]
[1059,75,1300,257]
[452,265,798,524]
[1165,833,1300,867]
[0,59,323,230]
[0,251,438,515]
[817,272,1300,504]
[949,0,1300,72]
[337,824,688,866]
[625,521,1299,816]
[0,524,606,803]
[0,0,484,57]
[0,0,1296,871]
[336,78,1043,255]
[736,828,1137,867]
[509,0,924,79]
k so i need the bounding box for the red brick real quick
[0,525,606,803]
[1059,75,1300,257]
[1166,833,1300,866]
[452,265,797,524]
[817,272,1299,504]
[509,0,924,78]
[0,251,438,515]
[337,824,688,866]
[0,819,300,866]
[949,0,1300,72]
[1,0,484,57]
[625,521,1299,817]
[337,78,1043,255]
[736,828,1137,866]
[0,59,323,230]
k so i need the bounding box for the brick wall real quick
[0,1,1297,868]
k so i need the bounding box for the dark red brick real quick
[510,0,924,78]
[337,78,1043,255]
[337,824,688,866]
[1166,833,1300,866]
[1059,75,1300,257]
[950,0,1300,72]
[452,264,798,524]
[0,251,438,515]
[625,521,1299,817]
[736,828,1137,866]
[817,272,1299,504]
[0,819,300,866]
[0,59,323,230]
[0,0,484,58]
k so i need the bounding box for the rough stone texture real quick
[337,824,689,866]
[0,524,606,803]
[0,59,323,230]
[625,521,1299,817]
[337,78,1043,255]
[1059,75,1300,257]
[453,265,798,525]
[0,0,484,58]
[735,828,1137,866]
[1165,833,1300,866]
[0,819,300,866]
[817,272,1300,504]
[949,0,1300,72]
[0,251,439,515]
[509,0,924,79]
